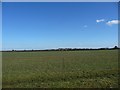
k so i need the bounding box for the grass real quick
[2,50,118,88]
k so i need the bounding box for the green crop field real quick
[2,50,118,88]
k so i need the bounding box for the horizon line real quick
[1,46,118,51]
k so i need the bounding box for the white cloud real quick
[96,19,105,23]
[106,20,120,26]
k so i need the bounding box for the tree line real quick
[2,46,119,52]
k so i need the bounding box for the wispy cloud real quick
[84,25,88,28]
[106,20,120,26]
[96,19,105,23]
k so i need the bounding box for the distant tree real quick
[12,49,14,52]
[113,46,118,49]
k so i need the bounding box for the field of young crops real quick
[2,50,118,88]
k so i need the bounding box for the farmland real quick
[2,50,118,88]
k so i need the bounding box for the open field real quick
[2,50,118,88]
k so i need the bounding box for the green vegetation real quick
[2,50,118,88]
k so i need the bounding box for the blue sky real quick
[2,2,118,50]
